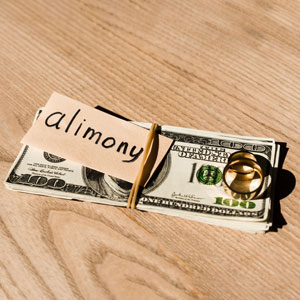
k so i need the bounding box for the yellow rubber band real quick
[127,123,158,209]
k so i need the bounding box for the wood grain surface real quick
[0,1,299,299]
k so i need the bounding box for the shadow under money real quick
[253,142,295,232]
[268,142,295,232]
[94,105,131,121]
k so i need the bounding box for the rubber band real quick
[127,123,158,209]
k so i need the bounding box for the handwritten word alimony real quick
[45,109,143,162]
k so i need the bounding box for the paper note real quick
[21,92,173,185]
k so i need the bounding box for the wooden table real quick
[1,1,299,299]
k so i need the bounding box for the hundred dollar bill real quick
[5,112,279,233]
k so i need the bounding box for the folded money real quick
[5,110,280,233]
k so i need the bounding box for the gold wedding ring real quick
[222,151,264,200]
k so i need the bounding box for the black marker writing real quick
[44,110,144,162]
[45,112,65,129]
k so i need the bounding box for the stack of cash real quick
[5,110,280,233]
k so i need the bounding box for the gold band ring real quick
[222,151,264,200]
